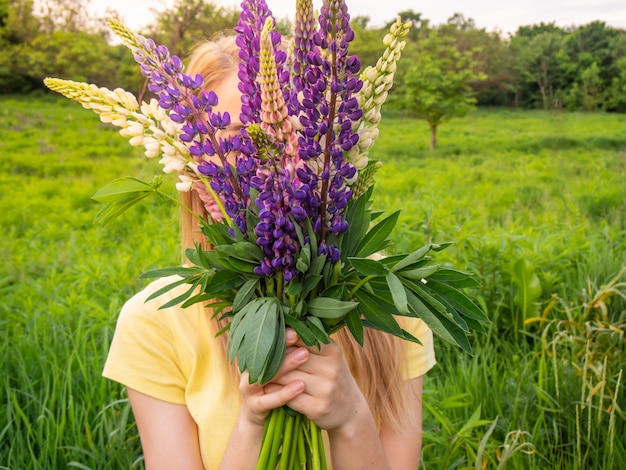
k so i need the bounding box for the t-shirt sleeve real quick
[399,316,437,379]
[102,280,188,405]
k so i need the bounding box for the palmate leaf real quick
[92,177,165,225]
[231,297,284,384]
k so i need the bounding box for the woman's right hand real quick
[237,328,310,428]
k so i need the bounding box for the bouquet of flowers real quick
[46,0,488,468]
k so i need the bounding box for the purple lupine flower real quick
[131,33,249,229]
[297,0,362,244]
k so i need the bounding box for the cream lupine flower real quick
[43,78,198,191]
[347,18,411,175]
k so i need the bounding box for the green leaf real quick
[259,313,286,384]
[512,258,542,321]
[390,244,434,272]
[342,191,371,257]
[241,298,281,383]
[157,279,203,310]
[305,316,331,344]
[284,313,318,346]
[356,210,400,258]
[204,270,244,296]
[199,220,236,246]
[301,274,323,298]
[232,278,260,312]
[405,289,472,353]
[232,242,264,261]
[227,300,258,363]
[143,276,197,303]
[427,280,489,325]
[347,257,388,276]
[92,177,163,225]
[398,264,441,281]
[354,290,403,336]
[428,269,481,288]
[386,272,409,314]
[345,308,364,346]
[91,177,160,203]
[307,297,359,319]
[140,266,202,280]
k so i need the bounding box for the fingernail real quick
[293,348,308,362]
[285,328,297,341]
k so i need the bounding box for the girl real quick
[103,36,436,470]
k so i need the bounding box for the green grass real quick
[1,96,625,468]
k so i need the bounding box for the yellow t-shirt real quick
[103,276,436,469]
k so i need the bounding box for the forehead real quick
[210,70,242,120]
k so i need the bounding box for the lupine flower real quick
[346,18,411,177]
[43,78,195,185]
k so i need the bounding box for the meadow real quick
[1,95,625,469]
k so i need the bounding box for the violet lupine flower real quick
[290,0,317,114]
[235,0,286,126]
[295,0,362,259]
[249,18,314,281]
[125,29,256,231]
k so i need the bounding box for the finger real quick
[253,380,306,412]
[270,346,310,382]
[285,328,298,347]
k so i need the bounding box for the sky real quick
[90,0,626,36]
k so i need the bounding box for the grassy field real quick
[1,95,625,469]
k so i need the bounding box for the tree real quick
[33,0,95,33]
[607,57,626,112]
[579,62,602,110]
[516,31,565,109]
[146,0,239,58]
[401,28,486,150]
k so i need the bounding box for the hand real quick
[277,336,369,432]
[237,328,308,428]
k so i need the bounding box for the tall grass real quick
[1,97,625,468]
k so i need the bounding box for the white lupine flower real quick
[43,77,195,191]
[143,137,160,158]
[176,175,194,192]
[346,17,410,185]
[160,155,186,173]
[111,116,127,127]
[129,135,144,146]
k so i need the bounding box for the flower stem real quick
[267,408,286,469]
[310,419,322,470]
[349,274,376,298]
[256,408,281,470]
[279,413,296,470]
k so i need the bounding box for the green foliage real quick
[511,258,542,335]
[3,99,626,468]
[145,0,239,58]
[400,27,486,149]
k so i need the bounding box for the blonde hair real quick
[181,36,417,432]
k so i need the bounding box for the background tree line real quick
[2,0,626,114]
